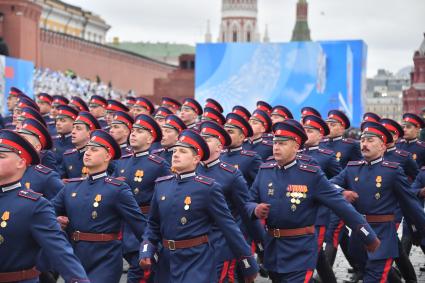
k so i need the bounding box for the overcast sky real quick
[67,0,425,77]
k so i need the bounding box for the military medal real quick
[181,217,187,225]
[291,204,297,211]
[184,196,191,210]
[69,165,73,171]
[134,188,140,194]
[71,192,77,197]
[120,169,125,173]
[268,182,274,196]
[354,177,359,182]
[1,211,9,228]
[82,166,89,177]
[91,211,98,219]
[161,195,166,201]
[25,182,30,189]
[93,194,102,207]
[413,153,417,160]
[375,193,381,200]
[336,152,341,161]
[0,235,4,245]
[134,170,144,182]
[375,176,382,199]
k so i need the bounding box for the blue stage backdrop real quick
[195,41,367,127]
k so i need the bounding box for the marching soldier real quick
[397,113,425,168]
[0,129,89,282]
[109,111,134,156]
[88,95,109,129]
[247,120,380,283]
[243,109,273,161]
[52,105,79,165]
[114,114,170,283]
[52,130,147,283]
[179,98,202,130]
[139,129,259,283]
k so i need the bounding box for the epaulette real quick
[104,177,124,186]
[220,162,237,173]
[66,177,85,182]
[52,135,61,140]
[155,175,174,182]
[347,160,364,166]
[382,161,399,169]
[262,139,273,146]
[64,148,77,155]
[262,133,273,138]
[221,149,228,154]
[396,139,405,144]
[320,138,329,143]
[260,162,277,169]
[417,140,425,148]
[195,175,214,185]
[47,121,55,125]
[342,138,356,144]
[395,149,409,157]
[299,163,319,173]
[296,153,312,162]
[121,153,132,159]
[34,164,53,174]
[148,154,165,164]
[18,190,42,201]
[318,148,334,155]
[241,150,256,157]
[151,148,165,154]
[266,156,275,161]
[421,166,425,171]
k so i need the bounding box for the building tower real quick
[291,0,311,41]
[218,0,260,43]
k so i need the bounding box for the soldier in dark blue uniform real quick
[125,96,137,112]
[13,96,41,130]
[201,107,225,126]
[256,100,272,116]
[60,112,101,179]
[88,95,109,129]
[114,114,171,283]
[247,121,380,283]
[152,114,186,164]
[139,129,259,283]
[161,97,181,114]
[301,106,322,119]
[69,96,89,112]
[52,105,79,165]
[397,113,425,168]
[131,97,154,117]
[51,95,69,121]
[244,109,273,161]
[330,121,425,282]
[52,130,147,283]
[204,98,224,114]
[36,92,57,135]
[105,100,130,130]
[232,105,251,121]
[221,113,262,187]
[179,98,202,131]
[270,105,293,125]
[0,129,89,282]
[109,111,134,156]
[4,87,25,129]
[153,106,172,127]
[18,118,64,200]
[362,112,381,123]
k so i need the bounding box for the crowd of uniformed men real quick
[0,86,425,283]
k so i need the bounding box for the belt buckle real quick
[273,229,280,238]
[73,231,80,242]
[167,240,176,250]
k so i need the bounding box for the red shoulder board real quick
[261,139,273,147]
[195,175,214,185]
[299,163,319,173]
[260,162,277,169]
[318,148,334,155]
[417,140,425,148]
[241,150,255,157]
[296,154,311,162]
[34,164,53,174]
[121,153,132,159]
[18,190,42,201]
[148,154,164,164]
[220,162,237,173]
[382,161,399,169]
[64,148,77,155]
[342,138,356,144]
[151,148,165,154]
[395,149,409,157]
[347,161,364,166]
[104,177,123,186]
[155,175,174,183]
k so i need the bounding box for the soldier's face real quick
[171,146,200,173]
[83,145,111,169]
[155,117,166,126]
[0,151,26,180]
[131,106,149,117]
[304,128,322,147]
[402,124,419,140]
[105,111,115,125]
[7,95,18,111]
[225,127,245,148]
[273,139,299,165]
[20,133,42,153]
[360,136,386,161]
[130,128,153,150]
[327,121,344,137]
[249,119,265,136]
[271,114,285,124]
[56,117,74,134]
[109,124,130,145]
[179,107,197,124]
[71,124,91,147]
[204,136,222,157]
[89,105,105,118]
[161,127,179,148]
[37,101,51,115]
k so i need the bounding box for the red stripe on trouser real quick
[219,261,230,283]
[304,269,314,283]
[379,258,393,283]
[228,259,236,283]
[139,269,151,283]
[395,222,400,231]
[317,226,326,251]
[332,220,344,248]
[251,241,256,253]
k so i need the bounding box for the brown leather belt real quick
[365,214,395,223]
[140,205,150,214]
[163,235,208,250]
[0,267,40,282]
[267,225,315,238]
[71,231,119,242]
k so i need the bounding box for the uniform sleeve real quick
[313,171,378,246]
[247,154,262,186]
[58,159,67,179]
[31,198,89,282]
[329,167,349,189]
[351,142,363,162]
[51,185,67,216]
[140,187,162,259]
[41,151,58,172]
[115,185,147,240]
[246,169,262,217]
[43,172,64,200]
[207,183,259,277]
[325,154,342,179]
[404,154,419,183]
[412,171,425,197]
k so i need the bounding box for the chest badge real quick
[0,234,4,245]
[1,211,10,228]
[120,169,125,174]
[184,196,191,211]
[25,182,30,189]
[268,182,274,196]
[134,170,144,182]
[234,164,239,169]
[71,192,77,197]
[413,153,417,160]
[336,152,341,161]
[286,185,308,211]
[375,176,382,200]
[91,211,98,219]
[68,165,73,171]
[134,188,140,194]
[93,194,102,208]
[82,166,89,177]
[160,195,166,201]
[181,217,187,225]
[354,177,359,182]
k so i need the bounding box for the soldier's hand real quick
[366,237,381,252]
[57,216,69,230]
[419,188,425,198]
[342,190,358,203]
[244,273,257,283]
[139,258,152,270]
[255,203,270,219]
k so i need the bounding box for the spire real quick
[418,32,425,56]
[263,24,270,42]
[291,0,311,42]
[205,20,212,43]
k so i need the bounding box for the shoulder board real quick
[347,160,364,166]
[66,177,85,183]
[318,148,334,155]
[220,162,237,173]
[260,162,277,169]
[121,153,132,159]
[296,153,312,162]
[298,163,319,173]
[155,175,174,183]
[421,166,425,171]
[241,150,256,157]
[34,164,53,174]
[320,138,329,143]
[395,149,409,157]
[382,161,399,169]
[266,156,275,161]
[261,139,273,146]
[52,135,61,140]
[262,133,273,138]
[151,148,165,154]
[195,175,214,185]
[18,190,42,201]
[104,177,124,186]
[342,138,356,144]
[64,148,77,155]
[148,154,165,164]
[221,149,228,154]
[417,140,425,148]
